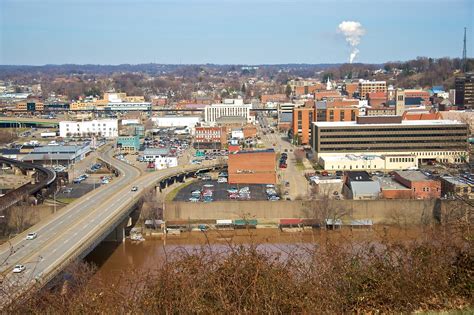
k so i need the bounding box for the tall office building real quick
[310,116,469,165]
[395,89,405,116]
[358,80,387,100]
[455,72,474,109]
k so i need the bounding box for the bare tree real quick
[9,204,35,234]
[303,185,348,226]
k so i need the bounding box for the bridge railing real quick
[35,162,226,288]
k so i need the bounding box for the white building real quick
[231,129,244,139]
[204,99,253,124]
[59,119,118,138]
[154,157,178,170]
[121,119,140,126]
[151,116,201,128]
[319,154,418,171]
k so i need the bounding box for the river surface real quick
[85,227,426,283]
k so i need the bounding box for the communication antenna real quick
[462,27,467,72]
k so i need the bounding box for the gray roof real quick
[216,116,247,124]
[33,145,84,154]
[22,153,77,161]
[316,101,327,109]
[395,170,431,182]
[376,176,410,190]
[350,181,381,197]
[279,112,293,123]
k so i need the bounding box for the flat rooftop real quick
[321,154,383,162]
[441,176,473,186]
[313,119,463,127]
[395,170,431,182]
[375,176,410,190]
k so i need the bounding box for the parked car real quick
[13,264,25,273]
[26,232,37,240]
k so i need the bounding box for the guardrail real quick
[33,160,226,291]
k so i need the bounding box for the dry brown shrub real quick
[3,227,473,314]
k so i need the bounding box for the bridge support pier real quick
[103,216,132,243]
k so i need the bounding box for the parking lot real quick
[56,175,105,199]
[173,179,280,202]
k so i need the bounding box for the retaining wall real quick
[164,199,447,224]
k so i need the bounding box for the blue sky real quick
[0,0,472,65]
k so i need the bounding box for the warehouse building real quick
[22,144,91,166]
[228,149,276,184]
[311,116,469,165]
[393,171,441,199]
[319,154,418,171]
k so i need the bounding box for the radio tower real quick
[462,27,467,72]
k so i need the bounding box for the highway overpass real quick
[0,157,57,212]
[0,146,224,307]
[0,117,60,128]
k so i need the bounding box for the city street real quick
[257,113,311,199]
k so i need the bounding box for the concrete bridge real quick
[0,146,224,307]
[0,117,60,128]
[0,157,57,212]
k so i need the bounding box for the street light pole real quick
[53,189,58,213]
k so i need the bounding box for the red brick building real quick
[367,92,387,107]
[261,94,287,103]
[195,127,227,145]
[228,149,277,184]
[295,85,324,96]
[343,82,359,97]
[243,125,257,138]
[292,107,316,144]
[393,171,441,199]
[405,90,430,102]
[323,100,359,122]
[314,90,342,101]
[402,112,441,120]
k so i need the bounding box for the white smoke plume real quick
[338,21,365,63]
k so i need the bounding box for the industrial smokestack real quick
[338,21,365,63]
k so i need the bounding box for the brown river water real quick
[85,227,429,283]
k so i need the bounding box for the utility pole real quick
[462,27,467,73]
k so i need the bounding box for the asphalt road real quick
[0,146,140,296]
[0,145,222,306]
